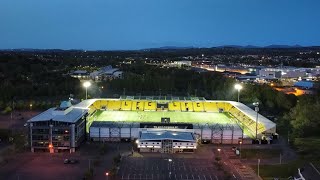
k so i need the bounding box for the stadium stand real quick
[132,101,145,111]
[144,101,157,111]
[181,102,194,112]
[107,100,121,110]
[168,102,181,111]
[193,102,204,112]
[100,100,108,109]
[121,101,132,111]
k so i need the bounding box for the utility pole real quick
[258,159,260,177]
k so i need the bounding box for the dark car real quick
[64,159,78,164]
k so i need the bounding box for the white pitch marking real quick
[215,175,219,180]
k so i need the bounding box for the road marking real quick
[233,174,236,178]
[310,162,320,176]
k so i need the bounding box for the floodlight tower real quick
[83,81,91,99]
[234,84,243,102]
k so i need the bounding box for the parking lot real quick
[118,157,223,180]
[0,152,87,180]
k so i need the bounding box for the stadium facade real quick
[27,96,276,153]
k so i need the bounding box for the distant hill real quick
[264,44,303,48]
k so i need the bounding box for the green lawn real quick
[252,159,305,179]
[92,110,232,124]
[241,148,282,159]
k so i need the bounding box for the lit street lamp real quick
[239,141,242,159]
[105,172,109,180]
[217,148,221,156]
[168,159,173,178]
[83,81,91,99]
[234,84,243,102]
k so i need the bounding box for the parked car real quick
[64,159,78,164]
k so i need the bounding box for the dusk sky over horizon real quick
[1,0,320,50]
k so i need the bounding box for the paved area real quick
[118,157,223,180]
[0,152,86,180]
[0,110,40,129]
[219,147,261,180]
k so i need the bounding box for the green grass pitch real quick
[91,110,233,124]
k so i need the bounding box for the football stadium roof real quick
[228,101,276,132]
[140,131,195,142]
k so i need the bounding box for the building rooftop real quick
[140,130,195,142]
[27,107,88,123]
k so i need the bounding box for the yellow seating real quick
[144,101,156,111]
[107,100,121,110]
[193,102,204,112]
[181,101,194,112]
[204,102,219,112]
[100,100,108,109]
[168,102,181,111]
[121,101,132,111]
[132,101,144,111]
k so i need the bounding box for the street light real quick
[234,84,243,102]
[83,81,91,99]
[105,172,109,180]
[168,159,173,178]
[258,159,260,177]
[253,102,259,141]
[217,148,221,155]
[239,141,242,159]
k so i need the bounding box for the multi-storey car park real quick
[27,96,276,153]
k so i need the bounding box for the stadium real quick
[28,96,276,153]
[82,96,276,152]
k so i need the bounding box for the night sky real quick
[1,0,320,50]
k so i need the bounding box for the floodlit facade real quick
[27,101,87,153]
